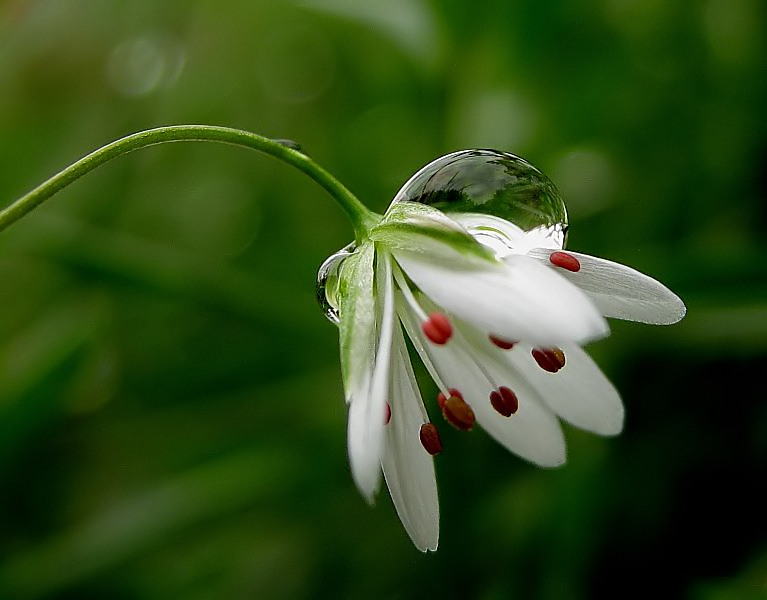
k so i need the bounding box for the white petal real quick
[467,366,567,468]
[381,325,439,552]
[529,249,687,325]
[347,250,395,502]
[394,249,608,346]
[454,323,623,435]
[505,342,623,435]
[397,301,567,467]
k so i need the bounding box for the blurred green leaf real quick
[1,1,765,598]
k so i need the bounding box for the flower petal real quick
[462,327,624,436]
[456,322,624,435]
[381,325,439,552]
[394,248,608,346]
[337,243,376,401]
[529,248,687,325]
[346,249,395,501]
[397,299,567,467]
[516,342,624,436]
[467,366,567,468]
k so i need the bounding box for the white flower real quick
[317,151,686,552]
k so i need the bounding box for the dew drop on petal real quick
[316,242,356,324]
[390,149,569,254]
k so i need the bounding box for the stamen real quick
[531,347,566,373]
[437,389,475,431]
[489,386,518,417]
[422,312,452,345]
[437,388,462,411]
[549,251,581,272]
[489,335,517,350]
[384,402,392,425]
[419,423,443,455]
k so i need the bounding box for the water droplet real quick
[390,149,568,255]
[273,138,302,151]
[316,242,356,324]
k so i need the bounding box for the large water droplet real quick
[316,242,355,324]
[316,150,569,322]
[390,149,568,255]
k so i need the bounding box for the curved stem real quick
[0,125,378,242]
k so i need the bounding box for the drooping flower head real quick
[317,150,685,551]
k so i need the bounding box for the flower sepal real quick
[369,201,497,266]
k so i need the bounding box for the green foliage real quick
[1,1,765,598]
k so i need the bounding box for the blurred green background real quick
[1,1,765,598]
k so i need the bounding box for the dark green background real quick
[1,1,765,598]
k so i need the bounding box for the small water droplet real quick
[273,138,302,151]
[390,149,568,255]
[316,242,356,324]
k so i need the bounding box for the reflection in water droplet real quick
[390,149,568,255]
[316,242,356,324]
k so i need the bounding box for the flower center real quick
[531,347,566,372]
[419,423,443,455]
[549,251,581,272]
[489,386,518,417]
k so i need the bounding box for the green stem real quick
[0,125,378,242]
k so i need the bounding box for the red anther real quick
[441,393,475,431]
[437,388,463,411]
[531,347,566,373]
[489,335,517,350]
[422,312,452,345]
[384,402,392,425]
[549,251,581,272]
[419,423,443,455]
[489,386,519,417]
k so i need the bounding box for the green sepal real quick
[337,242,376,400]
[369,201,496,265]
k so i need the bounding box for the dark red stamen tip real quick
[531,347,566,373]
[384,402,392,425]
[419,423,443,455]
[437,388,463,411]
[489,335,517,350]
[422,312,452,345]
[440,391,475,431]
[549,251,581,272]
[490,386,519,417]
